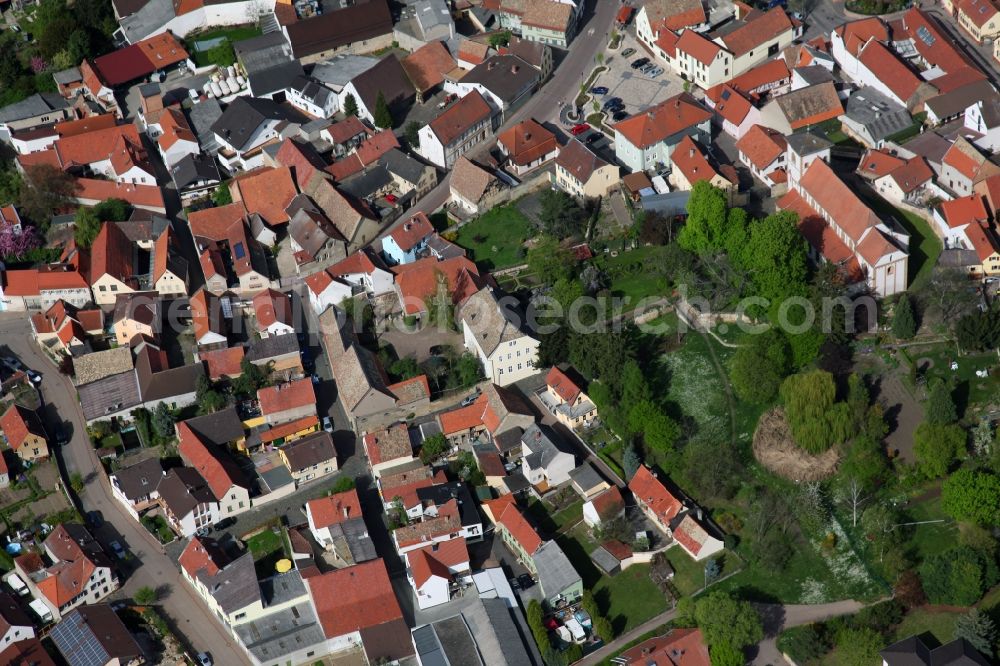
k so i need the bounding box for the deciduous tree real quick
[892,294,917,339]
[913,422,965,478]
[728,329,791,404]
[925,381,958,424]
[693,590,763,650]
[941,468,1000,526]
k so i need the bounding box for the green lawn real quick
[661,331,730,445]
[451,205,534,270]
[246,529,282,558]
[664,548,739,597]
[894,608,961,644]
[188,25,262,44]
[592,564,671,634]
[908,342,1000,418]
[593,246,671,305]
[141,515,174,544]
[526,497,583,533]
[903,494,958,561]
[862,195,941,291]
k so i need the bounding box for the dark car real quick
[518,574,535,589]
[590,86,609,95]
[612,110,628,122]
[214,517,237,530]
[602,97,623,110]
[86,511,103,528]
[630,57,650,69]
[585,133,601,144]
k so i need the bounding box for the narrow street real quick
[0,314,249,666]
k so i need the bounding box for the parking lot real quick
[585,30,689,121]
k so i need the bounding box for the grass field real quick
[894,608,961,644]
[863,195,941,291]
[660,331,730,445]
[592,564,671,634]
[593,246,671,304]
[903,494,958,561]
[452,205,533,270]
[665,548,739,597]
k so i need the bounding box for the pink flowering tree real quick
[0,224,41,260]
[30,56,48,75]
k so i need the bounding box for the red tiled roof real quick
[591,486,625,520]
[258,415,319,444]
[55,114,117,138]
[152,224,177,284]
[179,536,229,579]
[671,135,727,187]
[53,124,140,169]
[884,157,933,194]
[613,93,710,150]
[0,405,43,450]
[939,194,989,228]
[328,249,380,277]
[389,212,435,253]
[798,156,880,243]
[188,202,247,241]
[858,39,926,103]
[495,497,542,555]
[135,31,189,70]
[457,39,490,65]
[428,90,493,146]
[307,559,405,640]
[325,116,370,145]
[274,138,329,191]
[778,189,865,282]
[900,8,973,74]
[438,395,487,434]
[736,124,787,170]
[2,265,89,296]
[956,0,1000,28]
[0,638,55,666]
[718,7,793,57]
[628,466,682,525]
[408,537,468,587]
[673,514,716,558]
[392,256,481,315]
[402,41,457,94]
[943,139,990,181]
[655,28,680,58]
[836,16,890,55]
[90,221,134,284]
[177,422,246,499]
[858,149,906,180]
[355,130,400,166]
[362,422,412,466]
[73,178,165,210]
[675,29,722,66]
[307,488,363,528]
[497,118,558,167]
[546,366,581,403]
[158,106,196,151]
[620,628,711,666]
[387,375,431,403]
[257,378,316,417]
[200,346,245,379]
[231,166,298,226]
[252,288,292,329]
[709,85,753,126]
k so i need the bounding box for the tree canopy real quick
[537,189,586,239]
[729,329,791,404]
[941,468,1000,526]
[913,422,965,478]
[779,370,854,453]
[892,294,917,339]
[373,91,393,129]
[919,546,999,605]
[694,590,763,651]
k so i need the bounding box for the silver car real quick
[647,66,664,77]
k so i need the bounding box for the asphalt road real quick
[384,0,619,232]
[0,314,249,666]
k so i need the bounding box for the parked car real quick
[311,374,321,384]
[590,86,609,95]
[586,133,601,144]
[647,67,664,77]
[570,123,590,135]
[26,370,41,385]
[791,11,805,19]
[630,57,650,69]
[86,511,103,529]
[460,391,480,407]
[603,97,623,110]
[639,62,655,73]
[214,517,236,530]
[509,577,521,591]
[195,527,210,538]
[197,653,213,666]
[323,416,334,433]
[109,541,126,560]
[385,194,399,205]
[518,574,535,589]
[612,110,629,122]
[621,48,636,57]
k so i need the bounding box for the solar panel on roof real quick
[916,25,935,46]
[50,612,112,666]
[234,241,246,259]
[721,89,731,100]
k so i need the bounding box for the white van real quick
[6,573,28,596]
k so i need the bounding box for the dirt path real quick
[877,371,923,463]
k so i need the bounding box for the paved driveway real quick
[588,30,685,119]
[0,313,249,666]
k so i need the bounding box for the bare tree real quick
[837,477,869,527]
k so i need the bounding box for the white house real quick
[326,249,396,297]
[252,288,295,338]
[288,76,338,118]
[157,107,200,170]
[109,457,164,520]
[156,467,222,537]
[382,212,435,265]
[612,93,712,174]
[459,287,539,386]
[304,269,354,315]
[178,422,252,519]
[417,90,493,169]
[520,424,575,489]
[404,538,471,609]
[305,489,365,550]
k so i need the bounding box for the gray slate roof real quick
[119,0,174,43]
[246,333,300,362]
[234,600,327,664]
[53,67,82,85]
[183,407,245,446]
[187,98,224,146]
[0,92,69,124]
[211,97,290,151]
[843,87,912,143]
[533,540,581,601]
[568,463,605,493]
[234,32,294,75]
[111,456,164,501]
[171,153,221,190]
[248,61,306,98]
[290,76,335,109]
[461,55,539,106]
[309,55,380,91]
[412,598,538,666]
[380,147,432,186]
[78,371,142,421]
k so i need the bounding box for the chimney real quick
[488,60,497,70]
[689,148,694,158]
[343,505,350,519]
